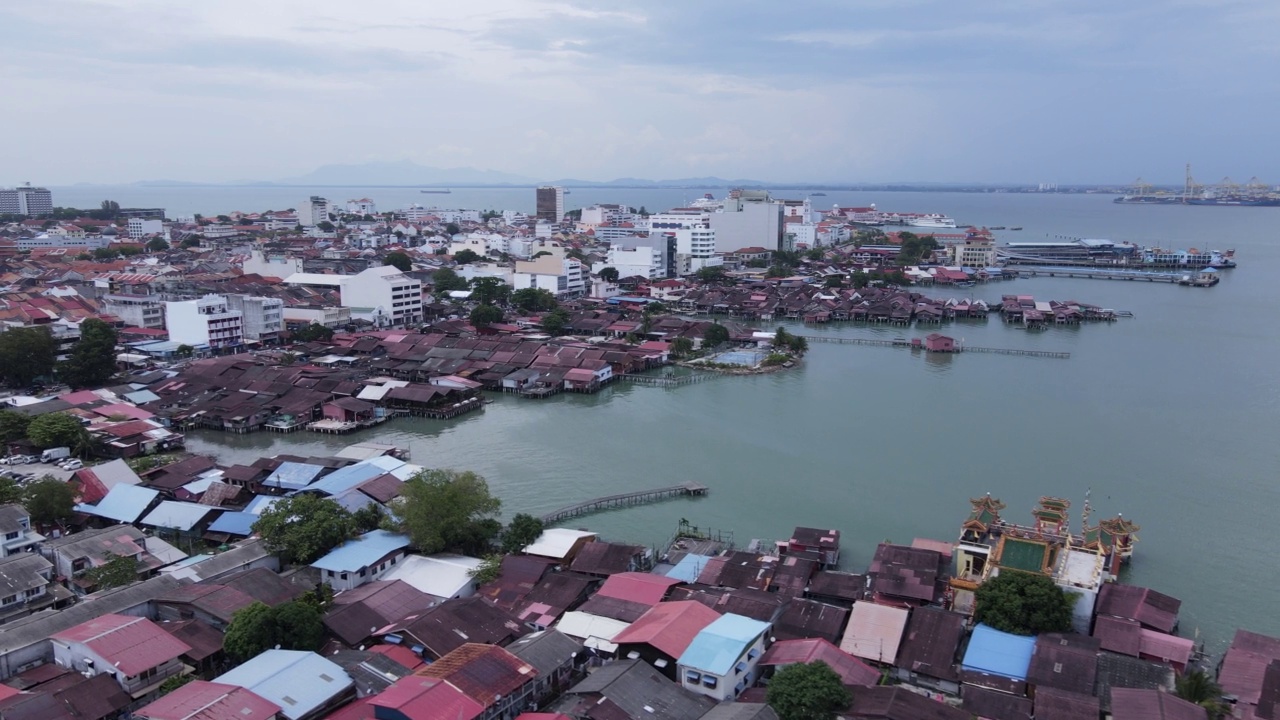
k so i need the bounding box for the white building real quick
[648,209,709,235]
[949,238,998,267]
[785,221,817,248]
[165,294,245,350]
[513,247,586,297]
[311,530,410,592]
[674,224,721,275]
[339,266,423,328]
[283,305,350,328]
[579,204,633,227]
[102,294,165,329]
[677,614,771,702]
[346,198,377,215]
[16,234,107,250]
[298,196,330,227]
[225,294,285,343]
[604,237,666,279]
[431,208,482,224]
[457,263,514,284]
[0,184,53,216]
[709,199,784,252]
[127,218,164,239]
[241,250,304,279]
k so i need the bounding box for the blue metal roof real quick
[330,488,376,513]
[75,484,159,523]
[208,511,259,536]
[961,623,1036,680]
[310,529,410,572]
[244,495,281,515]
[678,614,770,676]
[665,553,714,583]
[302,460,390,497]
[263,462,325,491]
[141,501,218,531]
[214,650,353,720]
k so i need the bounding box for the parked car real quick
[60,459,83,471]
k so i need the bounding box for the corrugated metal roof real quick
[961,623,1037,681]
[596,572,680,605]
[613,601,721,659]
[76,483,159,523]
[208,511,258,536]
[677,613,770,675]
[839,601,910,665]
[263,462,325,490]
[305,460,396,497]
[141,501,218,531]
[51,614,191,677]
[311,530,410,573]
[134,680,280,720]
[214,650,354,720]
[381,553,480,599]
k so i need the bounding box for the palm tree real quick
[1175,669,1228,718]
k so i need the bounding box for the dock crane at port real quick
[1246,176,1268,198]
[1130,177,1153,196]
[1182,163,1202,203]
[1218,176,1240,196]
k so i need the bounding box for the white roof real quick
[140,501,218,531]
[1059,549,1104,589]
[215,650,353,720]
[333,442,401,461]
[380,553,481,600]
[555,611,630,653]
[144,535,190,567]
[840,601,910,663]
[356,385,392,401]
[282,272,348,286]
[523,528,598,560]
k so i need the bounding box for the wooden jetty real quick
[619,373,719,387]
[541,483,709,525]
[797,334,1069,359]
[1013,267,1186,283]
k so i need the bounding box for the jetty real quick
[797,334,1070,359]
[1012,266,1188,283]
[618,373,719,387]
[541,483,709,525]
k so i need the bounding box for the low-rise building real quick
[134,680,281,720]
[311,529,411,592]
[50,614,191,695]
[102,293,166,329]
[165,294,244,351]
[226,294,285,343]
[677,613,771,701]
[0,505,42,559]
[215,650,354,720]
[0,553,58,624]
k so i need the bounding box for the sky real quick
[2,0,1277,185]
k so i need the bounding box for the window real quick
[2,594,17,605]
[702,676,717,689]
[359,567,366,577]
[4,531,18,540]
[747,648,760,661]
[685,670,701,683]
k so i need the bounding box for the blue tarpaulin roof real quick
[75,483,159,523]
[665,553,715,583]
[678,613,770,675]
[961,623,1037,680]
[310,529,410,572]
[264,462,325,491]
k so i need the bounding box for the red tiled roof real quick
[51,614,191,677]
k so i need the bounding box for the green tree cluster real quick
[510,288,558,313]
[702,323,730,347]
[0,327,57,387]
[223,600,326,661]
[431,267,469,294]
[772,327,808,356]
[1175,669,1228,717]
[670,337,695,357]
[59,318,118,388]
[500,513,545,554]
[146,237,170,252]
[383,251,412,272]
[540,308,571,336]
[597,267,620,283]
[393,469,502,555]
[291,323,335,343]
[23,476,76,524]
[766,661,851,720]
[974,571,1076,635]
[251,495,358,565]
[85,552,140,589]
[26,413,88,450]
[453,248,482,265]
[695,265,728,283]
[895,231,940,265]
[469,304,503,329]
[445,222,462,236]
[0,410,30,443]
[469,277,509,306]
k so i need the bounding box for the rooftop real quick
[50,613,191,677]
[134,680,280,720]
[961,623,1037,681]
[214,650,353,720]
[678,613,770,675]
[310,529,410,573]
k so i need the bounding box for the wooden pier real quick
[541,483,709,525]
[1013,267,1187,283]
[797,335,1069,359]
[619,373,720,387]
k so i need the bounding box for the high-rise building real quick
[535,186,565,223]
[299,196,330,227]
[0,184,53,216]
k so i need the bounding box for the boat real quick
[906,213,957,229]
[810,192,827,197]
[1009,227,1023,231]
[420,189,452,194]
[991,226,1007,230]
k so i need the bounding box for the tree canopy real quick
[290,323,334,343]
[501,513,545,554]
[702,323,730,346]
[974,571,1076,635]
[695,265,728,283]
[597,267,620,283]
[453,248,482,265]
[0,477,23,505]
[251,495,358,565]
[1175,669,1228,717]
[223,600,325,661]
[766,661,851,720]
[26,413,87,449]
[23,476,76,525]
[431,267,469,293]
[383,251,412,272]
[469,304,503,329]
[0,327,57,387]
[895,231,940,265]
[539,308,571,337]
[85,552,140,590]
[145,237,170,252]
[469,276,509,306]
[511,287,558,313]
[0,410,32,443]
[445,222,462,236]
[393,469,502,555]
[59,318,118,388]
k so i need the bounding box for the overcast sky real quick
[3,0,1276,185]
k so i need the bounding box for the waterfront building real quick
[0,184,53,216]
[949,237,998,267]
[311,529,410,592]
[839,601,909,665]
[165,294,244,351]
[345,198,377,215]
[605,236,667,279]
[536,185,565,223]
[225,294,285,343]
[677,613,771,701]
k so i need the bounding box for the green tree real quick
[431,267,469,293]
[26,413,87,449]
[0,477,23,505]
[59,318,118,388]
[316,221,335,233]
[695,265,728,283]
[501,513,545,554]
[393,469,502,555]
[175,344,194,358]
[22,476,76,524]
[805,247,825,261]
[974,571,1076,636]
[85,552,140,589]
[510,288,558,313]
[251,495,358,565]
[670,337,694,357]
[223,600,326,662]
[469,304,503,329]
[96,200,121,219]
[765,264,791,278]
[146,237,170,252]
[118,246,143,257]
[598,266,620,283]
[93,247,119,261]
[1175,669,1228,718]
[445,222,461,236]
[468,553,503,585]
[0,410,31,442]
[453,248,482,265]
[703,323,730,347]
[766,661,852,720]
[823,274,845,288]
[470,277,509,306]
[157,674,195,695]
[788,335,809,355]
[540,308,571,336]
[352,503,385,533]
[0,327,57,387]
[383,251,412,272]
[291,323,334,343]
[774,327,792,347]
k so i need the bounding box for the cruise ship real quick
[906,213,958,229]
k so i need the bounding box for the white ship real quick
[906,213,957,229]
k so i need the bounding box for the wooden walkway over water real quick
[619,373,720,387]
[798,334,1069,359]
[1012,267,1187,283]
[541,483,709,524]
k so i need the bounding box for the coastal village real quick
[0,187,1266,720]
